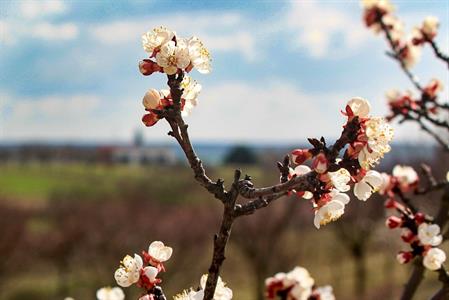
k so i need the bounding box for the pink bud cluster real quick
[381,166,447,270]
[362,0,440,69]
[386,79,444,122]
[289,98,392,228]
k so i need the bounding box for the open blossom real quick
[314,191,350,229]
[362,0,394,30]
[347,97,371,118]
[392,165,418,192]
[418,223,442,246]
[289,165,313,199]
[148,241,173,263]
[142,26,175,55]
[423,248,446,271]
[156,40,190,75]
[96,287,125,300]
[175,275,232,300]
[312,286,335,300]
[188,36,212,74]
[114,254,143,287]
[266,267,314,300]
[181,76,202,116]
[358,117,393,169]
[354,170,383,201]
[328,168,351,192]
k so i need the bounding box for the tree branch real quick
[429,39,449,69]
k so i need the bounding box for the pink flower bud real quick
[401,228,416,243]
[139,59,162,76]
[291,149,312,165]
[386,216,403,229]
[414,212,425,224]
[143,89,161,109]
[312,153,328,174]
[397,251,414,264]
[384,198,397,209]
[142,113,159,127]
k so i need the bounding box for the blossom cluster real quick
[265,266,335,300]
[114,241,173,299]
[174,274,233,300]
[381,165,447,271]
[290,98,393,228]
[362,0,440,69]
[385,79,444,122]
[139,27,211,126]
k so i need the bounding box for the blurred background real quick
[0,0,449,299]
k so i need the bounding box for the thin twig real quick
[429,39,449,69]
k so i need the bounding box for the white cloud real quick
[31,22,78,40]
[285,0,369,58]
[183,81,348,142]
[90,13,258,61]
[20,0,67,19]
[6,94,100,120]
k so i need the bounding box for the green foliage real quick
[223,145,258,165]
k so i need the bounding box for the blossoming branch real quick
[125,24,395,300]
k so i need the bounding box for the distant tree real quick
[223,145,258,165]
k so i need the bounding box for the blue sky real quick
[0,0,448,144]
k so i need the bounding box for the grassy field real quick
[0,162,447,300]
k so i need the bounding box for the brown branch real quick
[380,20,423,92]
[429,39,449,69]
[431,266,449,300]
[400,258,425,300]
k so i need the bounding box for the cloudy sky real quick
[0,0,448,145]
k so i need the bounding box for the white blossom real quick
[265,267,314,300]
[156,40,190,75]
[418,223,442,246]
[358,117,393,169]
[290,165,313,199]
[180,76,202,116]
[199,274,233,300]
[314,191,350,229]
[347,97,371,118]
[96,287,125,300]
[314,286,335,300]
[378,172,392,195]
[328,168,351,192]
[142,27,175,54]
[143,266,159,282]
[188,36,212,74]
[114,254,143,287]
[148,241,173,262]
[392,165,418,186]
[423,248,446,271]
[354,170,383,201]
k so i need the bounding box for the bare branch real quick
[429,39,449,69]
